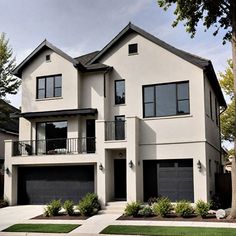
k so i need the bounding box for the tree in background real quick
[219,60,235,145]
[0,32,20,99]
[157,0,236,218]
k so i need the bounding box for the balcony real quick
[105,120,126,141]
[12,137,96,157]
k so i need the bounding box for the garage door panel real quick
[18,166,94,205]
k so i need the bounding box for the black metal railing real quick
[105,121,126,141]
[12,137,96,156]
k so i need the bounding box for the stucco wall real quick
[0,132,18,160]
[21,48,79,113]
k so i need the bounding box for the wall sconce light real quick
[5,167,10,175]
[119,152,123,158]
[197,160,202,172]
[128,160,133,168]
[99,163,103,171]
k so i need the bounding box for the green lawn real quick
[2,224,80,233]
[100,225,236,236]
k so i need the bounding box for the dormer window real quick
[128,43,138,55]
[46,54,51,62]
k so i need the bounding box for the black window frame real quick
[36,74,62,99]
[115,79,125,105]
[143,81,190,118]
[215,97,219,126]
[46,54,51,62]
[115,115,125,140]
[128,43,138,55]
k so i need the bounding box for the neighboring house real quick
[4,23,226,205]
[0,99,19,197]
[0,99,19,170]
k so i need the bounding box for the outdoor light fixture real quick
[99,163,103,171]
[5,167,10,175]
[197,160,202,172]
[128,160,133,168]
[119,152,123,158]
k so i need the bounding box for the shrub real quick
[63,200,74,216]
[147,197,158,206]
[175,200,194,217]
[196,200,210,218]
[77,193,101,216]
[43,199,62,217]
[0,199,9,208]
[138,205,153,217]
[152,197,172,217]
[124,202,141,217]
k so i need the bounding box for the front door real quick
[114,159,126,200]
[86,119,95,153]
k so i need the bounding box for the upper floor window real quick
[215,98,219,126]
[37,74,62,99]
[143,81,190,118]
[209,90,213,120]
[46,54,51,62]
[128,43,138,54]
[115,80,125,104]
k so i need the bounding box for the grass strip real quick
[3,223,80,233]
[100,225,236,236]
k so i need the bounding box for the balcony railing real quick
[12,137,96,157]
[105,120,126,141]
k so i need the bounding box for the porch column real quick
[126,116,141,202]
[95,120,106,206]
[4,141,17,205]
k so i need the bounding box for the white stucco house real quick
[4,23,226,206]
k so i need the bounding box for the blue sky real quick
[0,0,231,108]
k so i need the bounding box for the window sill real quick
[128,53,138,56]
[36,97,63,101]
[143,114,192,121]
[114,103,126,107]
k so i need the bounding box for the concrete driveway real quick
[0,205,44,231]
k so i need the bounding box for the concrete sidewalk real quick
[1,205,236,236]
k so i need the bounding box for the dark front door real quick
[86,119,95,153]
[114,159,126,200]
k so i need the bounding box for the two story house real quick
[4,23,226,206]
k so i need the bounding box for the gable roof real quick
[89,22,226,107]
[13,42,109,77]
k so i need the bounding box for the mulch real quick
[118,214,236,223]
[32,213,88,220]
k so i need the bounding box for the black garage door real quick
[144,159,193,202]
[18,165,94,204]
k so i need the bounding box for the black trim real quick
[115,79,125,105]
[128,43,138,54]
[13,108,97,119]
[143,81,190,118]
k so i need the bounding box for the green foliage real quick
[157,0,232,43]
[152,197,172,217]
[44,200,62,217]
[147,197,158,206]
[195,200,210,218]
[124,201,141,217]
[219,59,235,143]
[63,200,74,216]
[77,193,101,216]
[0,198,9,208]
[0,33,20,98]
[175,200,194,217]
[138,205,153,217]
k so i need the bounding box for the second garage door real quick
[144,159,194,202]
[18,165,94,205]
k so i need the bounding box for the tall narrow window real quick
[115,80,125,104]
[209,91,213,120]
[37,74,62,99]
[215,98,218,126]
[143,81,190,118]
[115,115,125,140]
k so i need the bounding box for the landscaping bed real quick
[2,223,80,233]
[100,225,236,236]
[32,213,88,220]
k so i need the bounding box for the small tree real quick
[157,0,236,218]
[0,32,20,99]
